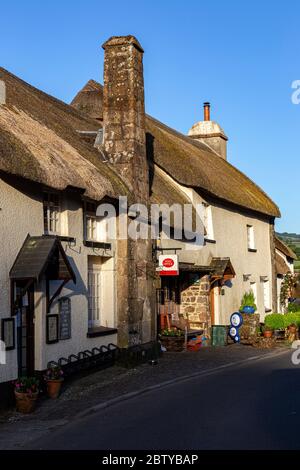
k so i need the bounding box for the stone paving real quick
[0,344,290,449]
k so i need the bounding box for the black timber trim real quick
[87,327,118,338]
[83,240,112,250]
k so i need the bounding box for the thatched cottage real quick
[0,35,280,404]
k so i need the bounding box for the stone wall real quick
[102,36,155,347]
[180,274,210,330]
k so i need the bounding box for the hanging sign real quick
[158,255,179,276]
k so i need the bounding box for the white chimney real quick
[188,102,228,160]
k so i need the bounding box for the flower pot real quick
[263,330,273,338]
[242,306,255,314]
[274,329,285,340]
[15,391,38,414]
[160,335,185,352]
[46,379,63,399]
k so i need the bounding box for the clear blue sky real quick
[1,0,299,232]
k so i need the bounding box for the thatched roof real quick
[0,68,129,201]
[0,68,188,211]
[72,80,280,218]
[70,79,103,121]
[275,236,297,260]
[275,252,291,275]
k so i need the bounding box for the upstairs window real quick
[203,203,214,240]
[247,225,255,250]
[84,201,108,242]
[84,202,98,241]
[43,192,60,235]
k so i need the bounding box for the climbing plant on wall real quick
[280,272,299,311]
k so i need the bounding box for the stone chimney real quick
[102,35,148,203]
[188,102,228,160]
[101,35,154,348]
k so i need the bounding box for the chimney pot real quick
[203,102,210,121]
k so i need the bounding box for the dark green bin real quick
[211,325,227,347]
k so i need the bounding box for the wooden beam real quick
[48,279,69,310]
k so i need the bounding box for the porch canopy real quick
[10,235,76,314]
[10,235,76,283]
[179,257,235,280]
[209,257,235,281]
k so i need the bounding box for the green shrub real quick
[283,312,300,328]
[239,291,257,312]
[264,314,285,330]
[287,303,300,313]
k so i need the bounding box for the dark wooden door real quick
[17,284,35,376]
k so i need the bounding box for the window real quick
[247,225,255,250]
[88,262,101,328]
[43,192,60,234]
[203,203,214,240]
[263,280,270,311]
[84,201,107,242]
[84,202,99,241]
[250,281,257,304]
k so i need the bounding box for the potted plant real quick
[239,291,257,314]
[13,377,39,414]
[264,313,285,339]
[262,325,274,338]
[159,328,185,352]
[44,364,64,399]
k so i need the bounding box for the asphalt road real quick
[30,350,300,450]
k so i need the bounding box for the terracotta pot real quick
[15,391,38,414]
[46,379,63,399]
[263,330,273,338]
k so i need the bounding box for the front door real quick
[16,283,35,376]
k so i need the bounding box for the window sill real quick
[83,240,112,250]
[248,248,257,253]
[205,238,216,244]
[43,234,76,244]
[87,327,117,338]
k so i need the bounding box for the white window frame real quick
[88,265,102,328]
[250,281,257,304]
[263,280,270,311]
[203,203,214,240]
[43,192,61,235]
[247,225,255,250]
[84,201,107,242]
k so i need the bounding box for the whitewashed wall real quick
[157,169,274,324]
[0,177,116,383]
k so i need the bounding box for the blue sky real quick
[1,0,299,232]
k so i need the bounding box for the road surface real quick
[30,350,300,450]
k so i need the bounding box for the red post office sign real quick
[158,254,179,276]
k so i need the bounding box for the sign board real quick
[158,255,179,276]
[59,297,71,340]
[46,314,59,344]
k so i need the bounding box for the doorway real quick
[16,283,35,376]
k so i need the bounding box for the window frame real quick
[247,225,256,251]
[43,191,61,235]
